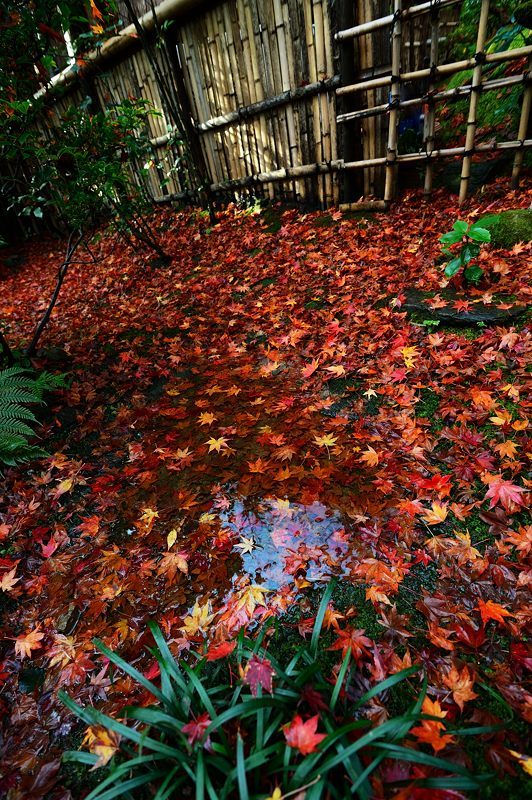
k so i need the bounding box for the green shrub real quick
[60,584,492,800]
[439,217,498,282]
[0,365,67,465]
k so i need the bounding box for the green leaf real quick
[444,256,463,277]
[439,231,463,245]
[330,649,350,711]
[464,264,484,283]
[468,225,491,242]
[461,242,480,263]
[354,666,420,709]
[93,638,164,703]
[452,220,469,235]
[310,579,335,655]
[236,734,249,800]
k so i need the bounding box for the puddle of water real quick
[212,488,352,590]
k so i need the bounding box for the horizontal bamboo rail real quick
[343,137,532,169]
[34,0,211,100]
[336,45,532,96]
[153,136,532,201]
[195,77,340,132]
[336,0,461,40]
[337,73,528,123]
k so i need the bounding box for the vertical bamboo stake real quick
[459,0,490,204]
[423,2,440,196]
[511,55,532,188]
[384,0,402,204]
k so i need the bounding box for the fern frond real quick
[0,419,37,438]
[0,403,38,422]
[0,365,66,466]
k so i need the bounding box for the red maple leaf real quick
[243,654,275,696]
[181,712,211,745]
[206,641,236,661]
[484,477,525,512]
[283,714,326,755]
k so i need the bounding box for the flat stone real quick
[402,289,528,327]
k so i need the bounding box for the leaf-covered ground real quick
[0,181,531,798]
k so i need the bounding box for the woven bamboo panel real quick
[175,0,339,205]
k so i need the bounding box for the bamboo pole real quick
[423,2,440,196]
[511,55,532,188]
[384,0,402,203]
[337,73,526,122]
[154,136,532,199]
[336,0,461,40]
[337,45,532,96]
[459,0,490,204]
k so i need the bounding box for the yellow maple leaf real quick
[166,529,178,549]
[198,412,216,426]
[83,725,121,769]
[401,346,419,369]
[494,440,519,459]
[422,502,448,525]
[508,750,532,777]
[314,434,338,448]
[180,601,214,636]
[205,436,229,453]
[325,365,346,377]
[489,409,512,426]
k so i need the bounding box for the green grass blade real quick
[354,666,420,709]
[236,734,249,800]
[310,579,335,656]
[93,638,164,703]
[330,649,351,711]
[196,749,205,800]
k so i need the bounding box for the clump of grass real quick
[60,582,493,799]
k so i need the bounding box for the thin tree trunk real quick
[25,229,84,358]
[0,328,14,366]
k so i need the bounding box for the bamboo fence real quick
[13,0,532,210]
[336,0,532,203]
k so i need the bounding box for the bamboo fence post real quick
[459,0,490,204]
[384,0,403,204]
[423,0,440,196]
[511,54,532,189]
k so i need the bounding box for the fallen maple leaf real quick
[82,725,120,769]
[283,714,326,755]
[14,627,45,659]
[421,502,448,525]
[360,446,379,467]
[205,436,229,453]
[206,641,236,661]
[484,477,525,512]
[443,665,478,711]
[243,654,275,696]
[180,601,214,636]
[314,433,338,448]
[0,566,19,593]
[410,697,455,753]
[181,712,211,745]
[477,598,514,625]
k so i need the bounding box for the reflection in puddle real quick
[213,490,352,589]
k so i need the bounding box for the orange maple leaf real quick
[477,599,514,625]
[411,697,455,752]
[443,665,478,711]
